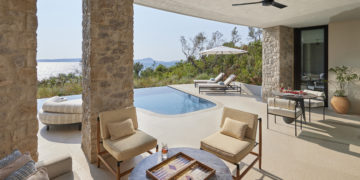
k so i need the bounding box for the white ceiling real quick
[134,0,360,28]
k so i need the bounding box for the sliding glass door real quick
[294,26,328,98]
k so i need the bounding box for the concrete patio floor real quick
[37,84,360,180]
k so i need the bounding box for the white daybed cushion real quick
[42,98,82,114]
[38,110,82,125]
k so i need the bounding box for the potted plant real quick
[329,66,360,114]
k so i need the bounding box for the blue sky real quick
[37,0,249,61]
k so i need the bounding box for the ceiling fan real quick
[232,0,287,9]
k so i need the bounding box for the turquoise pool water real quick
[37,86,215,115]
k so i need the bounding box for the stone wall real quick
[262,26,294,101]
[82,0,134,162]
[0,0,38,160]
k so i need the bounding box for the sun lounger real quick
[193,73,225,87]
[198,74,241,93]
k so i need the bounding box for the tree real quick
[248,27,263,42]
[180,32,206,71]
[248,27,256,41]
[155,64,167,73]
[133,62,144,78]
[207,31,224,49]
[231,27,241,46]
[255,28,263,41]
[140,67,154,78]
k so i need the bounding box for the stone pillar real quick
[82,0,134,162]
[262,26,294,101]
[0,0,38,160]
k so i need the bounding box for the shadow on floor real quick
[235,162,283,180]
[298,118,360,158]
[39,123,81,144]
[87,153,146,180]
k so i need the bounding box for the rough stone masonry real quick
[262,26,294,101]
[0,0,38,160]
[82,0,135,162]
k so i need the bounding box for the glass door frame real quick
[294,25,328,105]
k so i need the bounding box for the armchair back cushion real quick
[99,106,138,140]
[221,117,248,140]
[268,98,296,110]
[304,90,325,101]
[108,118,135,140]
[220,107,258,141]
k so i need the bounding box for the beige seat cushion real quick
[35,154,72,180]
[108,118,135,140]
[201,132,255,164]
[221,117,248,140]
[103,130,157,161]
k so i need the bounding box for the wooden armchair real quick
[200,107,262,180]
[97,106,158,180]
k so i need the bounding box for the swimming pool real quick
[134,86,216,115]
[37,86,216,115]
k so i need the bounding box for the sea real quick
[37,58,178,81]
[37,61,82,81]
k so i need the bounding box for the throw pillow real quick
[108,118,135,140]
[26,167,49,180]
[5,160,36,180]
[0,153,32,179]
[0,150,22,169]
[210,78,215,81]
[218,81,225,85]
[221,117,248,140]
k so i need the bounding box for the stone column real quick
[82,0,134,162]
[0,0,38,160]
[262,26,294,101]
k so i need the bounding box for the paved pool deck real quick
[38,83,360,180]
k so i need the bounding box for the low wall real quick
[240,83,262,97]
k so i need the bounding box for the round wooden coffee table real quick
[129,147,232,180]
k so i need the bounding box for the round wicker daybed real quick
[38,96,82,131]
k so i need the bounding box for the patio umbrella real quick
[200,46,247,73]
[200,45,247,56]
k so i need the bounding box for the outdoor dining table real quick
[272,90,317,123]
